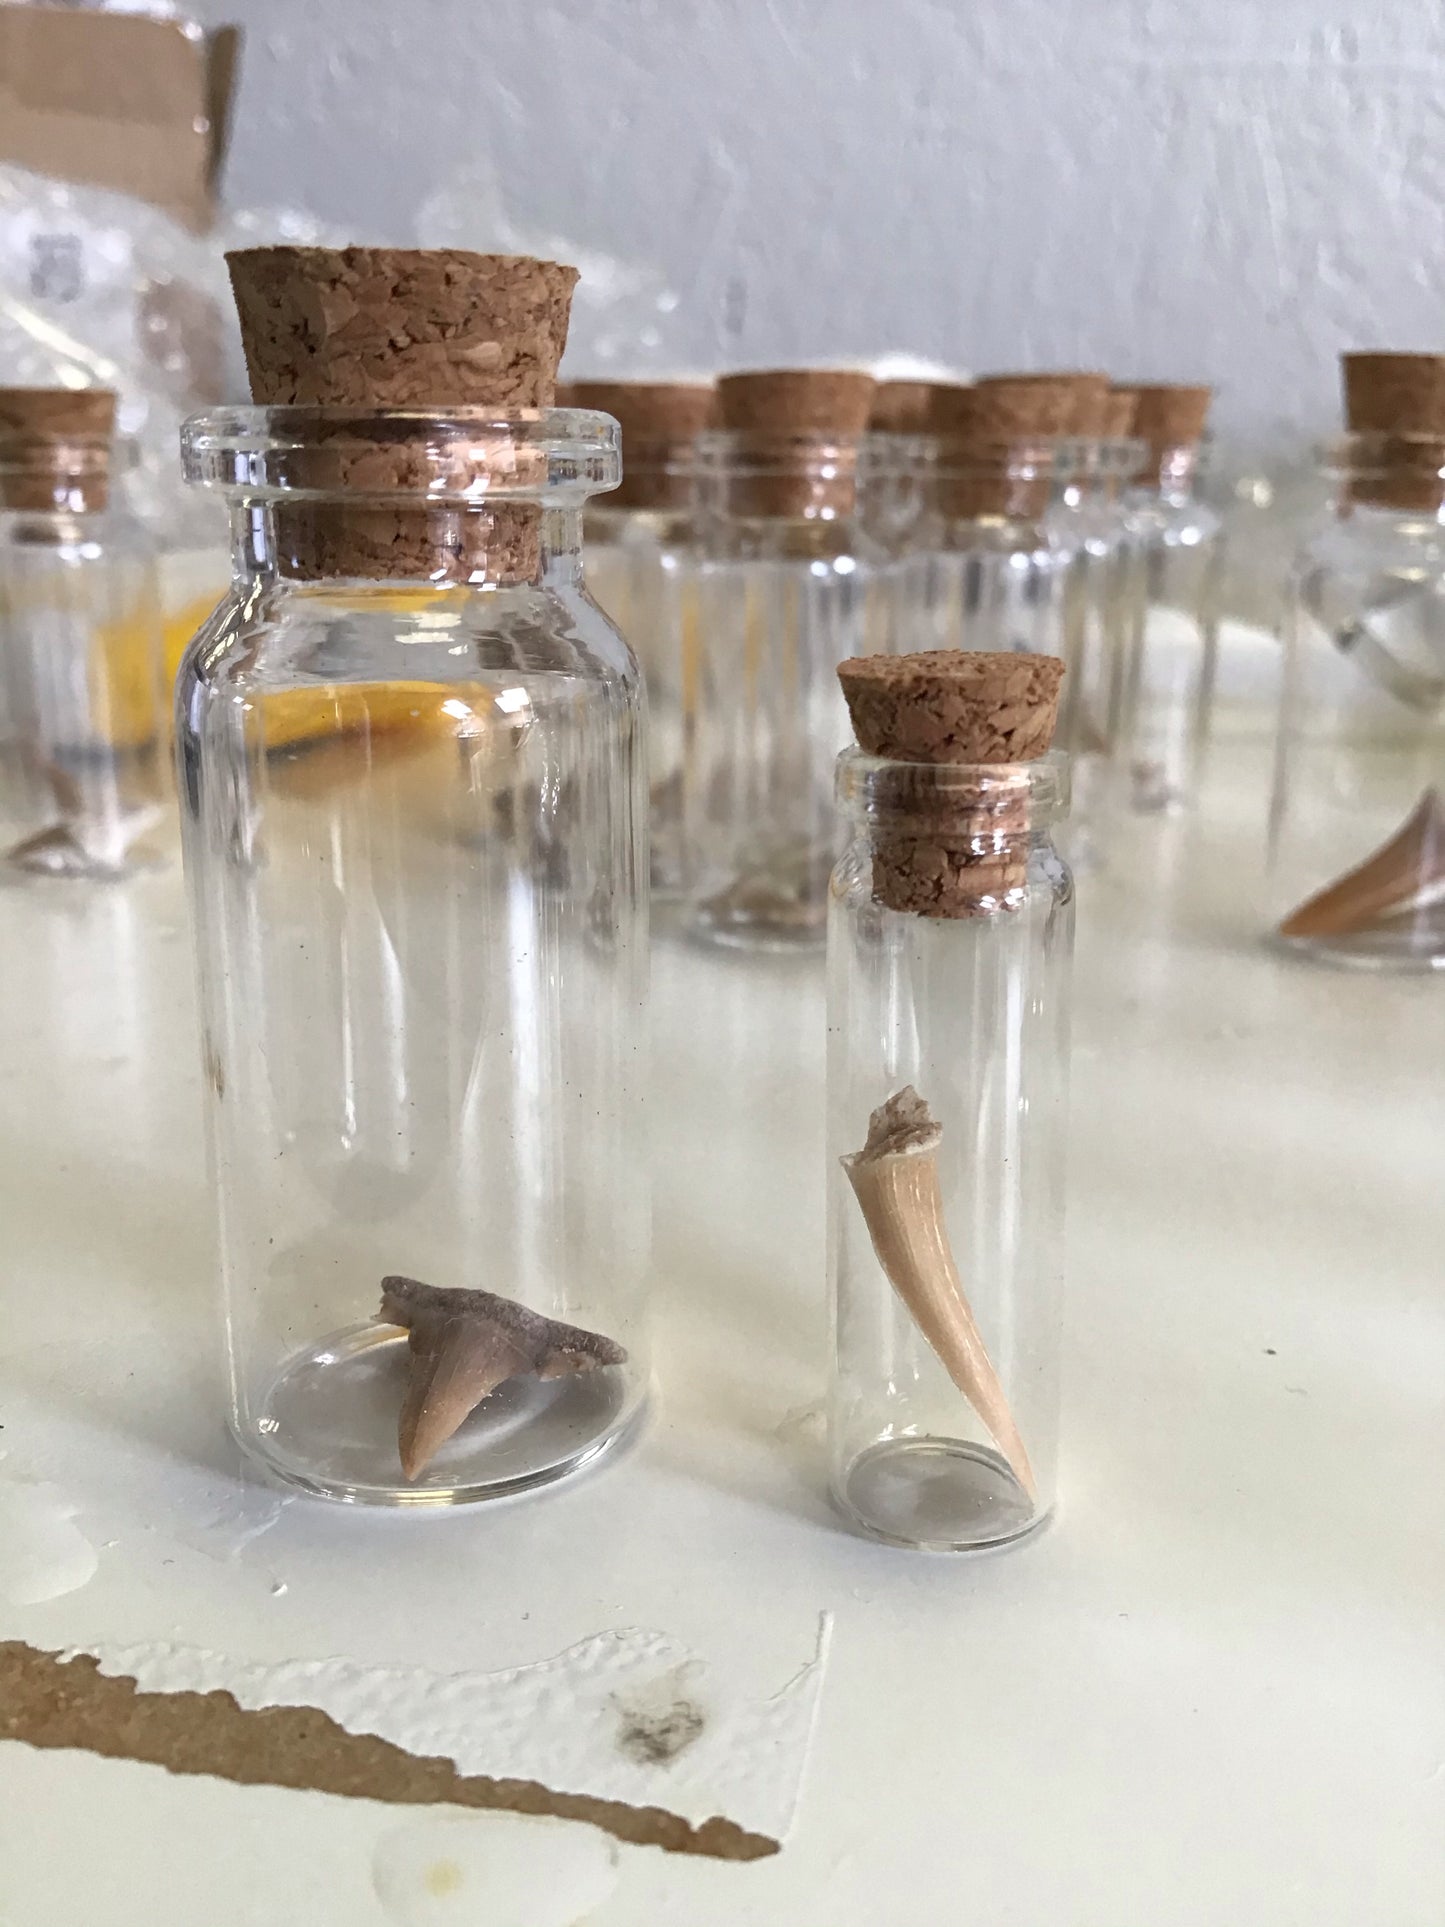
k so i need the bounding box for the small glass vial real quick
[828,651,1073,1550]
[1046,393,1144,818]
[688,369,883,948]
[178,246,649,1503]
[0,388,167,877]
[572,380,712,902]
[896,380,1075,663]
[1269,354,1445,970]
[1116,385,1222,813]
[859,380,934,563]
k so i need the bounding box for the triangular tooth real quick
[395,1314,531,1482]
[843,1087,1037,1500]
[378,1276,627,1483]
[1280,787,1445,939]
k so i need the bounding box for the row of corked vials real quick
[8,314,1436,968]
[568,363,1221,947]
[0,248,1438,1543]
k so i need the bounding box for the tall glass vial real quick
[573,381,712,902]
[0,388,167,877]
[687,369,882,948]
[1047,420,1146,820]
[178,404,650,1501]
[1116,385,1221,813]
[828,652,1073,1550]
[1269,411,1445,970]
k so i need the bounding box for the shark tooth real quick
[1280,786,1445,939]
[842,1087,1037,1500]
[378,1276,627,1482]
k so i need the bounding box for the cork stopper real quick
[837,650,1066,918]
[869,380,934,434]
[1100,388,1138,437]
[0,388,115,512]
[712,370,874,516]
[927,380,1069,519]
[1114,383,1211,485]
[979,371,1111,433]
[224,248,578,580]
[1341,353,1445,511]
[569,379,713,510]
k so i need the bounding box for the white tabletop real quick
[1,740,1441,1925]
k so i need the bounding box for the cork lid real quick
[0,388,116,512]
[226,248,578,407]
[716,369,875,436]
[567,380,714,444]
[1118,383,1212,449]
[928,378,1077,440]
[1341,353,1445,435]
[0,388,117,447]
[221,250,579,581]
[977,371,1111,435]
[869,380,934,434]
[838,650,1065,764]
[1101,388,1139,437]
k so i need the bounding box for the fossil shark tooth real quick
[842,1087,1037,1500]
[379,1276,628,1482]
[1279,786,1445,939]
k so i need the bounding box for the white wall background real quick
[189,0,1445,455]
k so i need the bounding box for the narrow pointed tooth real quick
[843,1087,1037,1500]
[1280,787,1445,939]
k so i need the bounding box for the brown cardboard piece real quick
[0,6,240,232]
[0,1641,776,1861]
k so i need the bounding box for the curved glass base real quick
[689,910,825,954]
[834,1436,1047,1551]
[243,1322,643,1506]
[1274,930,1445,974]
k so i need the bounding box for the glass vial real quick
[1046,393,1144,819]
[177,243,647,1504]
[688,369,882,948]
[1116,385,1221,813]
[573,380,712,902]
[899,381,1073,661]
[0,388,167,878]
[1268,353,1445,970]
[828,651,1073,1550]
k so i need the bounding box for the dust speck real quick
[616,1697,706,1766]
[423,1859,463,1898]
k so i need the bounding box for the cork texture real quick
[0,387,115,512]
[1341,354,1445,509]
[1099,388,1138,437]
[926,381,1066,520]
[838,649,1065,917]
[979,371,1111,434]
[868,380,933,433]
[716,369,875,436]
[569,379,713,510]
[225,248,578,579]
[710,371,874,519]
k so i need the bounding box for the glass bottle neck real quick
[838,751,1068,918]
[229,501,586,587]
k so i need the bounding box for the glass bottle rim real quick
[1315,429,1445,482]
[836,746,1070,824]
[180,405,621,503]
[695,428,863,474]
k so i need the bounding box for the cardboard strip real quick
[0,1641,777,1861]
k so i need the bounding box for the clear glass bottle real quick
[1116,389,1222,812]
[177,404,650,1501]
[1047,430,1145,821]
[574,381,711,902]
[828,736,1074,1550]
[897,438,1072,661]
[1269,430,1445,970]
[687,374,883,947]
[0,389,167,877]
